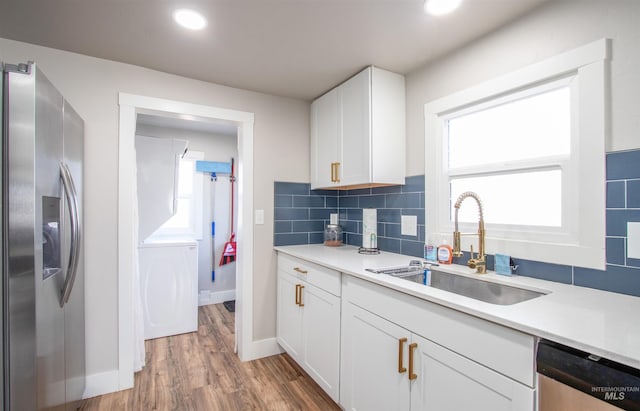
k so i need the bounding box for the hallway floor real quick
[80,304,340,410]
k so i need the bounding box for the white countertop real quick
[275,244,640,370]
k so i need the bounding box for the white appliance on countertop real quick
[138,239,198,339]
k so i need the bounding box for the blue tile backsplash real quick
[273,175,425,256]
[274,149,640,297]
[273,182,337,246]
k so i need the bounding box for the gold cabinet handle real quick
[299,285,305,307]
[293,267,308,275]
[408,343,418,380]
[398,337,407,374]
[295,284,300,306]
[330,162,341,183]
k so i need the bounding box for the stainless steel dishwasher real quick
[537,340,640,411]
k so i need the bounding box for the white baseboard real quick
[83,369,121,399]
[198,289,236,306]
[244,337,284,361]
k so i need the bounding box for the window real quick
[424,39,609,269]
[447,78,571,228]
[153,150,204,239]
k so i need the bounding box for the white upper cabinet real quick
[339,68,370,186]
[310,88,340,189]
[310,66,405,190]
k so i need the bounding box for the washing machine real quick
[138,238,198,339]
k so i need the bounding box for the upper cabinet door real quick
[339,68,371,187]
[370,68,406,185]
[310,88,339,189]
[310,66,405,190]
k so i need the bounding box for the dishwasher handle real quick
[537,340,640,411]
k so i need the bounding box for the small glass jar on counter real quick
[324,224,343,247]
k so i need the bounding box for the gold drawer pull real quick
[408,343,418,380]
[295,284,301,306]
[335,162,340,183]
[398,337,407,374]
[293,267,308,274]
[299,285,305,307]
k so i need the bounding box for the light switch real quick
[628,222,640,259]
[255,209,264,225]
[330,213,338,225]
[401,215,418,236]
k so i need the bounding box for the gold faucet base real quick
[467,259,487,274]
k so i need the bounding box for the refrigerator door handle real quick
[60,162,81,307]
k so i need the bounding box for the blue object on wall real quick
[196,160,231,174]
[211,221,216,282]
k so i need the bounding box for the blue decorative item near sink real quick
[495,253,512,276]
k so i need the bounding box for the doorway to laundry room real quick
[118,92,255,389]
[134,112,238,342]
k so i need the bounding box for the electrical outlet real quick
[629,222,640,259]
[255,209,264,225]
[401,215,417,236]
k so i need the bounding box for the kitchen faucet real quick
[452,191,487,274]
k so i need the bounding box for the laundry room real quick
[134,112,239,342]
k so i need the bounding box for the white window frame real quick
[424,39,609,270]
[152,150,204,239]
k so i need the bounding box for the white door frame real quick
[117,93,254,389]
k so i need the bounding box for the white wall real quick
[405,0,640,176]
[136,123,239,303]
[0,38,309,384]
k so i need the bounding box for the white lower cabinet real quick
[340,302,410,411]
[340,276,536,411]
[276,270,303,358]
[300,282,341,398]
[410,333,535,411]
[277,253,536,411]
[276,254,341,402]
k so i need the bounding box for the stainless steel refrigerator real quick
[2,62,85,410]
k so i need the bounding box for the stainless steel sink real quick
[365,265,546,305]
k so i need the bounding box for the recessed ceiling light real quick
[173,9,207,30]
[424,0,462,16]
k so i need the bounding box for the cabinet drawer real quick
[343,275,536,387]
[278,253,341,296]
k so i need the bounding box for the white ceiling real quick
[0,0,549,100]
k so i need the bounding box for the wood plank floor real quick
[80,304,341,410]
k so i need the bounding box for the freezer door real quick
[62,100,85,410]
[4,64,38,411]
